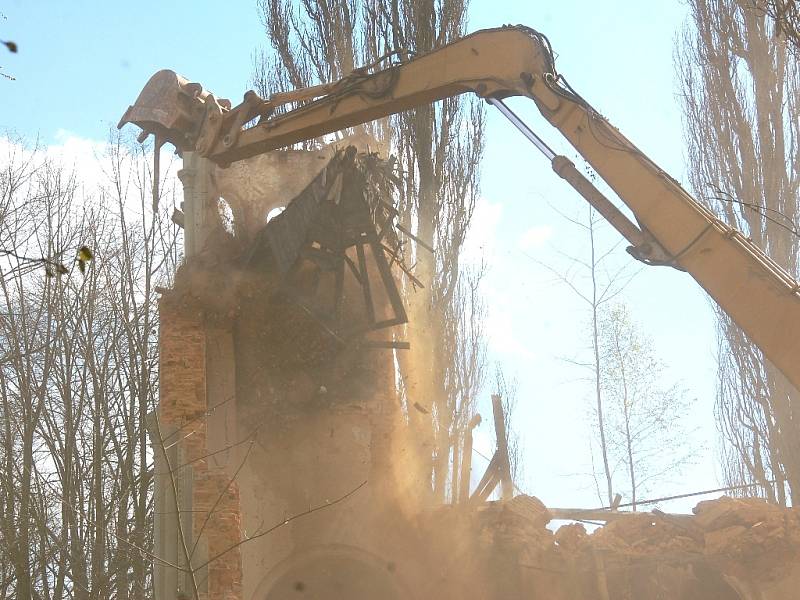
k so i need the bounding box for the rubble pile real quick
[460,495,800,598]
[694,496,800,580]
[575,497,800,580]
[591,512,702,556]
[476,495,553,549]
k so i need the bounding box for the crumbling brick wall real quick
[157,297,243,600]
[157,141,425,600]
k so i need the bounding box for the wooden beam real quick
[470,452,500,504]
[548,507,694,522]
[459,414,481,503]
[491,394,513,501]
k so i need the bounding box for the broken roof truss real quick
[246,146,420,348]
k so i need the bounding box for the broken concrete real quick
[485,494,800,600]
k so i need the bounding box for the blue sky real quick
[2,1,722,511]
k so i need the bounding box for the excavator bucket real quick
[117,69,209,152]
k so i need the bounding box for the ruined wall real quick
[217,148,423,600]
[156,297,243,600]
[156,142,431,600]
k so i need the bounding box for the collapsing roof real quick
[245,146,417,348]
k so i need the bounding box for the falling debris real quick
[246,146,412,345]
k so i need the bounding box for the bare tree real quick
[0,137,84,281]
[0,133,181,599]
[441,268,487,502]
[598,303,695,510]
[678,0,800,505]
[253,0,485,503]
[537,206,640,507]
[759,0,800,49]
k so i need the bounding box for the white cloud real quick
[1,131,181,214]
[2,131,112,190]
[50,130,114,191]
[517,224,553,252]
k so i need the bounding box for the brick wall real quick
[159,298,243,600]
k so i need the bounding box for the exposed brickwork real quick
[159,302,206,426]
[193,468,242,600]
[159,298,243,600]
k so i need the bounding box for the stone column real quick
[178,151,216,258]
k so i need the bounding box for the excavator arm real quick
[120,25,800,392]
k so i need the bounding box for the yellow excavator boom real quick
[120,25,800,392]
